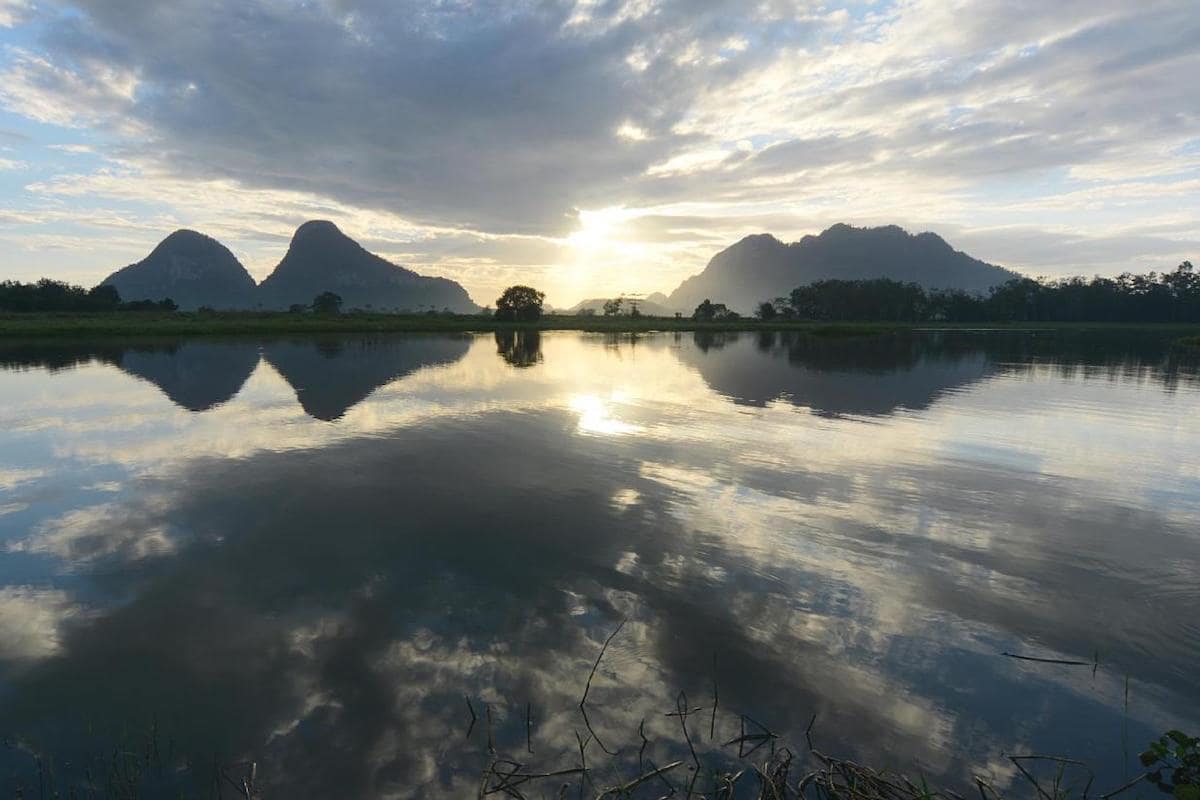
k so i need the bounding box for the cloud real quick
[0,0,27,28]
[3,0,824,234]
[0,0,1197,301]
[46,143,95,154]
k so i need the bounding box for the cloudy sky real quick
[0,0,1197,307]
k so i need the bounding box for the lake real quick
[1,330,1198,798]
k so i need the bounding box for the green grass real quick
[3,311,1200,339]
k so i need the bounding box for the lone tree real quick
[602,297,623,316]
[692,298,738,321]
[495,285,545,322]
[312,291,343,314]
[755,301,777,320]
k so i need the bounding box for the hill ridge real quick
[666,223,1017,314]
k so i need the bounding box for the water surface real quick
[1,331,1198,797]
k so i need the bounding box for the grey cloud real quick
[2,0,1197,286]
[19,0,827,235]
[942,226,1199,275]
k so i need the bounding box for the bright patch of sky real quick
[0,0,1197,306]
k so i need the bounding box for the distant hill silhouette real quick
[97,223,479,313]
[667,224,1018,314]
[257,221,478,312]
[101,230,258,310]
[262,335,471,421]
[567,295,675,316]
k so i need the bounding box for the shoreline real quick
[3,312,1200,339]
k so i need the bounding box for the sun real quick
[565,206,638,253]
[558,206,660,304]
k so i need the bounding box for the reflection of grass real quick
[1177,336,1200,349]
[4,705,1193,799]
[3,630,1195,799]
[3,311,1200,338]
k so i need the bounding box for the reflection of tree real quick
[692,330,739,353]
[494,329,543,368]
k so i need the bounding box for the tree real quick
[692,299,737,321]
[756,301,777,321]
[495,285,545,322]
[312,291,343,314]
[602,297,623,316]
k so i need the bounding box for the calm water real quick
[0,331,1198,797]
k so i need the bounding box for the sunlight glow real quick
[570,393,640,436]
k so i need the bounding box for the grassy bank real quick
[4,311,1200,338]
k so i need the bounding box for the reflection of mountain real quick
[0,339,260,411]
[1,335,474,419]
[262,335,471,420]
[679,332,994,416]
[679,331,1200,416]
[116,341,261,411]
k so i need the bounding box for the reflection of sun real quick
[570,393,640,436]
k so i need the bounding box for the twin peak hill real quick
[101,221,479,312]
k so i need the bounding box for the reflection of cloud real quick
[0,467,46,490]
[1,332,1198,795]
[0,587,78,661]
[10,503,176,564]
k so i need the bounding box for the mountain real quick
[666,224,1018,314]
[100,229,258,310]
[257,221,478,312]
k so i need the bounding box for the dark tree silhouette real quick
[779,262,1200,323]
[602,298,622,316]
[494,285,545,322]
[311,291,344,314]
[692,299,738,321]
[756,301,777,321]
[0,279,176,312]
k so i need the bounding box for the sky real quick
[0,0,1197,308]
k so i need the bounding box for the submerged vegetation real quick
[4,623,1195,799]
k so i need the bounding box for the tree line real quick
[753,262,1200,323]
[0,279,178,313]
